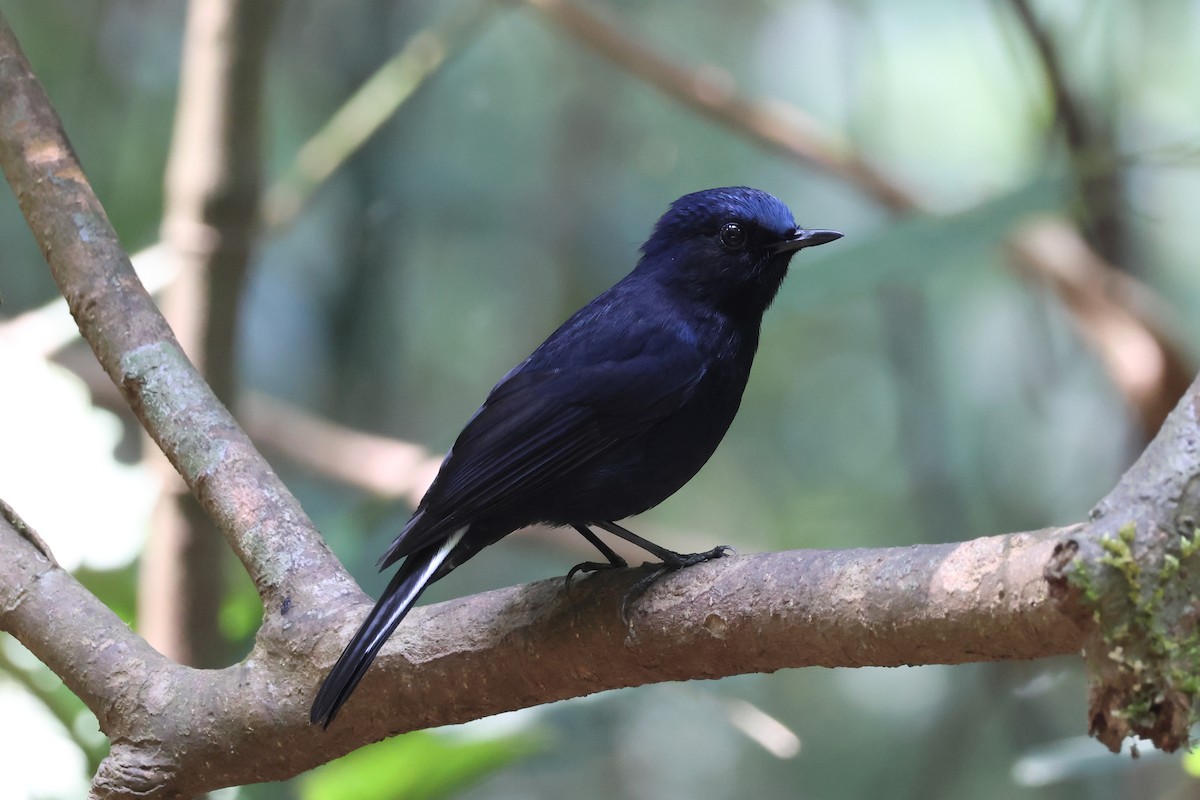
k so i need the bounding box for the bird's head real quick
[637,187,841,318]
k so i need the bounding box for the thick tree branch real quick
[0,503,177,739]
[8,405,1198,796]
[0,13,349,611]
[78,372,1200,794]
[1,487,1088,797]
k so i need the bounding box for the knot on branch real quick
[1069,520,1200,753]
[90,743,180,800]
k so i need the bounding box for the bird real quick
[310,186,842,727]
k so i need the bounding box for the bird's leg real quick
[565,524,629,587]
[593,521,733,621]
[594,520,732,568]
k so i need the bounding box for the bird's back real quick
[380,277,759,567]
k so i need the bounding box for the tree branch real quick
[8,384,1199,797]
[87,372,1200,793]
[0,503,177,741]
[0,12,348,612]
[1,484,1090,797]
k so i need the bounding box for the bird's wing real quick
[379,327,707,566]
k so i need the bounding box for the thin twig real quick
[1007,0,1091,151]
[262,1,497,229]
[1004,0,1126,265]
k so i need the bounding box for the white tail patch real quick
[414,526,467,598]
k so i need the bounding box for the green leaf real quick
[300,728,542,800]
[1183,746,1200,778]
[73,562,139,627]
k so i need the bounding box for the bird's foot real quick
[664,545,735,571]
[620,545,733,624]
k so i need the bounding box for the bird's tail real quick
[310,528,465,728]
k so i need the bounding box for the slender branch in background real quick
[261,0,497,229]
[523,0,920,213]
[1005,0,1190,430]
[1005,0,1127,267]
[139,0,284,669]
[0,3,497,372]
[0,12,346,614]
[161,0,280,412]
[242,393,441,508]
[0,2,494,359]
[1006,0,1091,153]
[1007,218,1194,439]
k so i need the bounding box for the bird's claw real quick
[564,558,628,595]
[620,545,733,624]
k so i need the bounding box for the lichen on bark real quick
[1070,519,1200,752]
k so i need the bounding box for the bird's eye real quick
[719,222,747,251]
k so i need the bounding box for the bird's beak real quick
[769,228,843,255]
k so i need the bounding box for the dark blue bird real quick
[311,187,841,726]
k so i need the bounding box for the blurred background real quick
[2,0,1200,797]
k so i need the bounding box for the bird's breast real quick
[558,348,753,522]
